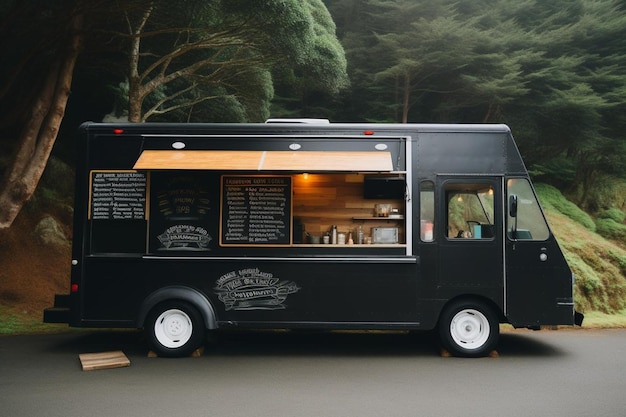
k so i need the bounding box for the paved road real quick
[1,328,625,417]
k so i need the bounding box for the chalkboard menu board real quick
[90,171,147,220]
[221,176,292,246]
[149,173,215,252]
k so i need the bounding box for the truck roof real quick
[80,121,512,135]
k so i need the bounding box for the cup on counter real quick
[374,204,392,217]
[322,235,330,244]
[307,234,320,244]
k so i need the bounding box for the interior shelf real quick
[352,216,404,220]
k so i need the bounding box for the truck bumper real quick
[575,310,584,326]
[43,294,70,324]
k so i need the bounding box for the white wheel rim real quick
[154,309,193,349]
[449,308,490,351]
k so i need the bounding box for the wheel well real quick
[137,286,218,330]
[438,295,505,325]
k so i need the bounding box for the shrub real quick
[608,250,626,276]
[534,183,596,231]
[596,218,626,241]
[598,208,626,223]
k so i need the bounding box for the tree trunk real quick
[127,3,154,123]
[0,13,83,229]
[401,72,410,124]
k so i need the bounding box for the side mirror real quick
[508,195,518,218]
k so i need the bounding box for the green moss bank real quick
[536,184,626,315]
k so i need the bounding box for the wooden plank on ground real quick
[79,351,130,371]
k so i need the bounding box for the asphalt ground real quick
[1,328,625,417]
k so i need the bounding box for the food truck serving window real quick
[87,142,407,255]
[133,150,394,172]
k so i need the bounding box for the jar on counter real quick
[357,225,364,244]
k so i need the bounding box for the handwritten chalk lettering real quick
[221,176,291,245]
[215,268,299,311]
[91,172,147,220]
[156,180,211,220]
[157,225,212,251]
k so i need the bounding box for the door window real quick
[506,178,549,241]
[445,183,495,240]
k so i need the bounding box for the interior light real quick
[302,173,309,180]
[488,188,493,195]
[457,196,463,202]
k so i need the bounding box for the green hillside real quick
[535,184,626,326]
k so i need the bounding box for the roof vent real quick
[265,118,330,124]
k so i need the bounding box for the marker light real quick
[113,128,124,135]
[71,284,79,293]
[363,130,375,135]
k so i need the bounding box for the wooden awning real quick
[133,150,394,172]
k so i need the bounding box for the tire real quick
[438,299,499,358]
[146,301,206,357]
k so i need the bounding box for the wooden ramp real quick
[79,351,130,371]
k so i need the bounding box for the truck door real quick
[436,177,504,306]
[505,178,575,327]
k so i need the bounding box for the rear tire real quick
[438,299,499,358]
[146,301,206,357]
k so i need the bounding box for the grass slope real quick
[536,184,626,316]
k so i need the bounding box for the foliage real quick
[545,208,626,314]
[598,208,626,223]
[0,0,348,226]
[582,310,626,328]
[534,183,596,231]
[103,0,348,123]
[0,304,69,334]
[596,218,626,241]
[324,0,626,211]
[0,0,85,229]
[536,181,626,314]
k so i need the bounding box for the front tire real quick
[438,299,499,357]
[146,301,206,357]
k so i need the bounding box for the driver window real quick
[445,184,494,239]
[506,178,550,241]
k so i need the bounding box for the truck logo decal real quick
[214,268,299,311]
[157,225,212,250]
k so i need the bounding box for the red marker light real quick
[71,284,79,293]
[363,130,374,136]
[113,128,124,135]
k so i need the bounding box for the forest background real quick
[0,0,625,332]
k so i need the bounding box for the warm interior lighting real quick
[302,172,309,180]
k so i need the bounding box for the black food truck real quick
[44,121,583,357]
